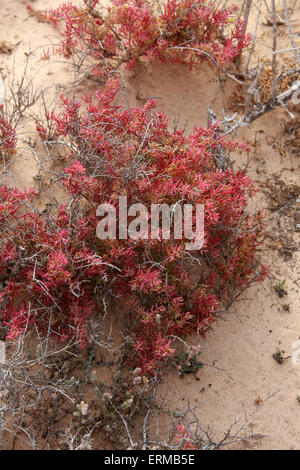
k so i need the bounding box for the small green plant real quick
[272,349,291,364]
[273,350,284,364]
[175,345,203,375]
[274,279,288,298]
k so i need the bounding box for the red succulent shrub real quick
[42,0,251,77]
[0,0,263,374]
[30,78,267,373]
[0,77,267,373]
[176,424,198,450]
[0,194,107,348]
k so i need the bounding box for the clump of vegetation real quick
[1,76,265,374]
[0,83,267,372]
[272,349,290,364]
[274,279,288,298]
[175,345,203,375]
[273,349,285,364]
[39,0,251,76]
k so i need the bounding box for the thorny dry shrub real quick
[229,59,299,113]
[0,334,77,449]
[37,0,251,77]
[0,61,44,175]
[0,106,16,162]
[0,326,161,450]
[0,328,261,450]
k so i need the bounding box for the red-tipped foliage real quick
[30,79,267,373]
[0,195,109,348]
[0,72,266,374]
[43,0,251,76]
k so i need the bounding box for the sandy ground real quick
[0,0,299,450]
